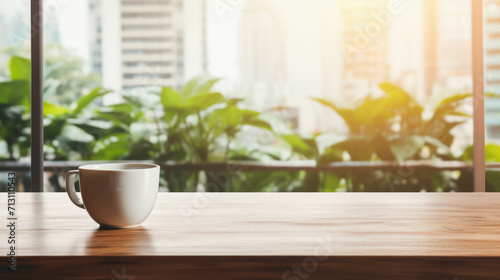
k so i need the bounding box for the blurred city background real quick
[1,0,500,192]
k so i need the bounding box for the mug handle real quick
[66,170,85,209]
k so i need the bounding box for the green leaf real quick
[0,105,25,125]
[107,103,134,114]
[240,109,261,118]
[95,103,138,128]
[241,119,273,131]
[180,78,198,97]
[283,134,309,152]
[9,56,31,81]
[429,93,471,125]
[389,135,449,161]
[160,87,184,109]
[317,144,344,165]
[59,124,94,143]
[0,80,30,108]
[312,97,358,133]
[485,144,500,162]
[43,118,66,142]
[389,136,427,161]
[333,138,374,161]
[196,78,221,95]
[218,105,240,126]
[68,118,126,138]
[458,143,500,163]
[72,87,112,115]
[323,173,341,192]
[44,102,69,117]
[94,111,130,131]
[186,92,223,110]
[436,93,471,110]
[92,133,130,160]
[312,97,346,117]
[283,134,317,159]
[180,78,221,97]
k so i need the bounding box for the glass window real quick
[1,0,489,193]
[484,0,500,191]
[0,0,31,191]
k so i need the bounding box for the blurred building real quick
[238,0,286,107]
[434,0,472,94]
[485,0,500,139]
[88,0,103,78]
[485,0,500,93]
[88,0,206,94]
[339,0,390,98]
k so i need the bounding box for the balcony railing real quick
[0,160,478,192]
[0,160,473,173]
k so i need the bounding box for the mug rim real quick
[78,163,159,172]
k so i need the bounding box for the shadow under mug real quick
[66,163,159,228]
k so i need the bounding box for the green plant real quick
[43,87,113,160]
[4,43,101,106]
[459,143,500,192]
[156,78,273,191]
[0,55,110,161]
[1,52,484,193]
[313,82,472,192]
[0,56,31,160]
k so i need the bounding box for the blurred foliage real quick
[312,83,472,192]
[1,53,495,193]
[0,56,31,160]
[3,44,101,105]
[460,143,500,192]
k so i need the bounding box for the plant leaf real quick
[9,56,31,82]
[0,80,30,108]
[160,87,184,108]
[44,102,69,117]
[323,173,341,192]
[283,134,317,159]
[241,119,273,131]
[71,87,112,115]
[389,136,427,161]
[92,133,130,160]
[196,78,221,95]
[186,92,223,110]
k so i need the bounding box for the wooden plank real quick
[4,192,499,257]
[1,193,500,278]
[4,256,500,280]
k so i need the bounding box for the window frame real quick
[472,0,486,192]
[31,0,43,192]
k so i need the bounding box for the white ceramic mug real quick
[66,163,159,228]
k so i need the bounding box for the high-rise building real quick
[89,0,206,93]
[435,0,472,93]
[339,0,390,98]
[484,0,500,140]
[386,0,471,101]
[88,0,103,79]
[238,0,286,107]
[485,0,500,93]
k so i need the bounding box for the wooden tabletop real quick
[2,193,500,279]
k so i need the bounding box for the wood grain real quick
[1,193,500,279]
